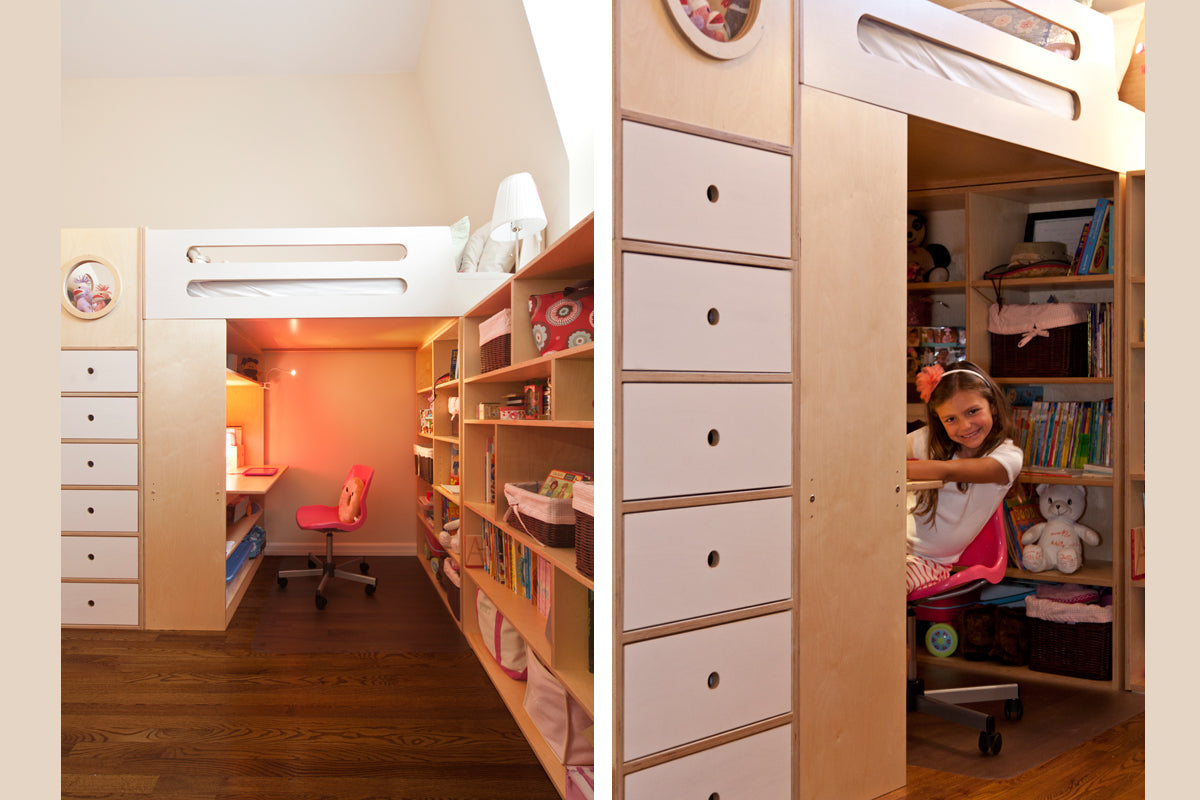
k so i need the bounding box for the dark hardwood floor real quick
[62,557,559,800]
[63,556,1144,799]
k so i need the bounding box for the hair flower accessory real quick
[915,364,945,403]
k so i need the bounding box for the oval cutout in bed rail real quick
[857,15,1080,121]
[185,243,408,263]
[187,277,408,298]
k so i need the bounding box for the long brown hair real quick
[912,361,1014,522]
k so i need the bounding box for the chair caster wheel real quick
[315,592,327,610]
[925,622,958,658]
[979,730,1002,756]
[1005,698,1024,721]
[277,576,288,589]
[360,561,371,574]
[365,583,376,596]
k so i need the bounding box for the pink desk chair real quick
[277,465,377,610]
[907,507,1023,756]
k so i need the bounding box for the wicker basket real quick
[573,482,594,578]
[988,302,1091,378]
[504,481,576,548]
[437,564,461,621]
[1028,616,1112,680]
[480,309,512,373]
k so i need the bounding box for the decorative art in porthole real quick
[664,0,765,60]
[61,256,121,320]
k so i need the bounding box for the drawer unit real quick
[60,396,139,439]
[623,611,791,760]
[621,120,791,258]
[61,582,140,626]
[60,349,138,393]
[622,253,792,373]
[61,489,139,532]
[624,497,791,630]
[622,382,791,500]
[61,443,139,486]
[624,724,792,799]
[62,535,139,580]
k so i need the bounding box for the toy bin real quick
[1025,595,1113,680]
[479,308,512,373]
[503,481,577,547]
[572,481,595,578]
[988,302,1090,378]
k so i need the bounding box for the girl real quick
[906,361,1023,594]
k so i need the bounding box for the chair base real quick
[277,529,376,609]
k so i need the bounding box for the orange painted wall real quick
[257,348,418,556]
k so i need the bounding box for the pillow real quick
[449,216,470,271]
[529,282,595,356]
[955,2,1078,57]
[338,476,364,524]
[458,223,517,273]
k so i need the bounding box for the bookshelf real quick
[1122,170,1146,693]
[414,215,595,796]
[908,172,1133,690]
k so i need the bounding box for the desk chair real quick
[277,464,377,610]
[907,507,1023,756]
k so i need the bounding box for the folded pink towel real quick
[1035,583,1100,604]
[1025,596,1113,623]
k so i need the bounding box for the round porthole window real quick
[61,255,122,320]
[663,0,766,60]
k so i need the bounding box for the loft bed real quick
[143,225,510,320]
[797,0,1145,173]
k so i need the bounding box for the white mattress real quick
[857,16,1076,120]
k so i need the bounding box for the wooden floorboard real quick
[62,557,560,800]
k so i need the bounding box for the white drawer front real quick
[624,612,791,760]
[61,396,139,439]
[61,443,139,486]
[61,489,139,532]
[624,497,791,631]
[62,582,139,626]
[621,121,791,257]
[62,536,139,580]
[625,724,792,799]
[622,382,791,500]
[622,254,791,372]
[61,350,138,392]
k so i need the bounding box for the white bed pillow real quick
[450,215,470,271]
[459,223,517,273]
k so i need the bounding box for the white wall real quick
[416,0,570,242]
[61,73,457,229]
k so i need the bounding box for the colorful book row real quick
[479,519,551,619]
[1011,398,1113,471]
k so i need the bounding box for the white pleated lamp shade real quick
[490,172,547,242]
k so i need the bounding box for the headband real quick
[915,364,989,403]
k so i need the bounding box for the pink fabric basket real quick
[523,653,593,766]
[475,588,527,680]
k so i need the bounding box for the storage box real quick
[480,308,512,373]
[225,493,249,525]
[499,408,526,421]
[1028,616,1113,680]
[504,481,577,547]
[438,562,461,621]
[988,302,1090,378]
[414,444,433,483]
[573,482,595,579]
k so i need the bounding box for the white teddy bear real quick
[1020,483,1101,574]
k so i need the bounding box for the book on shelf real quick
[1012,398,1113,471]
[1130,526,1145,580]
[1086,203,1113,275]
[1002,487,1045,570]
[1069,221,1091,272]
[538,468,594,498]
[450,348,458,380]
[1074,198,1112,276]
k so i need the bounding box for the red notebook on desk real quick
[243,467,278,477]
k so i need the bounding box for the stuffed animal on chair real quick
[338,476,365,524]
[1020,483,1100,574]
[908,212,952,282]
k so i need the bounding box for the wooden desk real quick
[227,464,288,495]
[906,479,944,491]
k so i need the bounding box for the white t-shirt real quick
[906,426,1024,565]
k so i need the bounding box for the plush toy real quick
[907,212,951,282]
[1020,483,1100,573]
[338,476,365,525]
